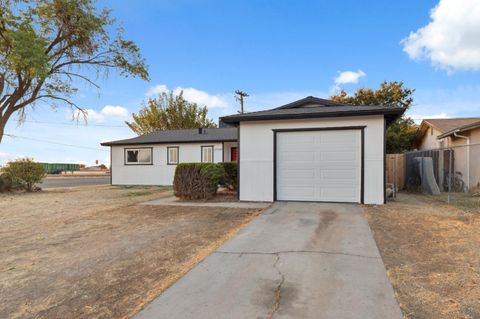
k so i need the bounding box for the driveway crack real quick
[214,250,379,260]
[269,253,284,319]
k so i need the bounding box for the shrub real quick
[0,173,12,193]
[173,163,224,199]
[3,158,46,192]
[219,162,238,191]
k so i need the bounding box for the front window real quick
[167,147,179,164]
[201,146,214,163]
[125,148,152,165]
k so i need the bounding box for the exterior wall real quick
[446,129,480,189]
[419,127,446,149]
[111,142,224,186]
[470,129,480,188]
[239,115,386,204]
[223,141,238,162]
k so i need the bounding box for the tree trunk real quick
[0,106,15,144]
[0,117,6,144]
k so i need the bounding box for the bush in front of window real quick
[218,162,237,191]
[2,158,46,192]
[173,163,224,199]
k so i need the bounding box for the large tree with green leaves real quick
[126,91,217,135]
[330,81,417,153]
[0,0,149,143]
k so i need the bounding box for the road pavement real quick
[40,175,110,189]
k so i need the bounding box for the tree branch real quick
[57,71,100,88]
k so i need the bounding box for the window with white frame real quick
[201,146,214,163]
[125,148,152,165]
[167,147,179,164]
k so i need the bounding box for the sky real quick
[2,0,480,166]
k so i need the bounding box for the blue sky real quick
[2,0,480,165]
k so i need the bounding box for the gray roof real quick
[101,128,237,146]
[220,96,405,124]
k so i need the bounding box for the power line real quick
[3,133,109,152]
[22,119,126,128]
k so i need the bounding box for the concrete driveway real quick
[135,202,402,319]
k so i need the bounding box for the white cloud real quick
[85,105,129,123]
[101,105,129,118]
[334,70,366,85]
[146,84,229,108]
[401,0,480,71]
[146,84,169,97]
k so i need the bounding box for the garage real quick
[275,128,363,203]
[219,96,405,204]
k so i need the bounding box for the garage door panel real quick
[320,151,357,161]
[279,168,315,179]
[321,187,358,201]
[321,169,357,180]
[280,151,315,161]
[278,186,315,198]
[276,129,361,203]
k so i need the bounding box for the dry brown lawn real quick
[0,185,261,319]
[365,193,480,319]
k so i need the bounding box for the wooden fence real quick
[386,154,405,190]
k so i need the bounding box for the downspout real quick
[454,132,470,190]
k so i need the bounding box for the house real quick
[416,118,480,189]
[101,128,238,186]
[416,118,480,150]
[102,96,404,204]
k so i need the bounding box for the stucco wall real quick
[223,141,238,162]
[470,129,480,188]
[238,115,385,204]
[419,127,445,150]
[111,142,233,185]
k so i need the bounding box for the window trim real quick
[167,146,179,165]
[201,145,214,163]
[124,147,153,165]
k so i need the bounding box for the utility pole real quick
[234,90,249,114]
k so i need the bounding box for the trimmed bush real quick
[173,163,224,199]
[0,173,12,193]
[219,162,238,191]
[3,158,46,192]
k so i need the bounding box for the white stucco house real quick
[101,128,238,186]
[102,96,405,204]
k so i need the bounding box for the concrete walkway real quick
[142,196,271,209]
[135,202,403,319]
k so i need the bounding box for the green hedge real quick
[3,158,46,192]
[218,162,237,191]
[173,163,224,199]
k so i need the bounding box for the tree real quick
[330,81,417,153]
[126,91,217,135]
[0,0,149,143]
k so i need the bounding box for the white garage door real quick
[276,129,362,203]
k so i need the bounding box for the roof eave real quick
[101,138,238,147]
[220,108,405,124]
[437,121,480,139]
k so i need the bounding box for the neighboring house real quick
[416,118,480,150]
[416,118,480,189]
[102,96,404,204]
[101,128,238,186]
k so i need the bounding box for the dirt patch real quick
[0,185,261,319]
[365,193,480,319]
